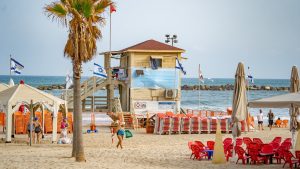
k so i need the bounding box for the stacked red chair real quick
[180,117,190,134]
[158,117,171,135]
[210,119,217,133]
[171,116,181,134]
[190,116,200,134]
[200,118,209,133]
[220,118,227,132]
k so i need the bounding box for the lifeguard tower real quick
[65,39,185,118]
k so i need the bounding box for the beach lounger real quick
[220,118,227,132]
[190,116,200,134]
[67,112,73,133]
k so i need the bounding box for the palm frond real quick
[94,0,112,15]
[45,2,68,19]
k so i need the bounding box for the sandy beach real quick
[0,127,293,169]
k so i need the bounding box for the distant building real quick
[101,39,186,116]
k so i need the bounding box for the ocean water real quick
[0,75,291,120]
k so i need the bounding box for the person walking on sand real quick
[257,109,264,131]
[112,121,125,149]
[27,119,35,144]
[267,109,274,130]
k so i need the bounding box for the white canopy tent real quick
[0,83,9,92]
[0,83,67,143]
[248,92,300,108]
[248,92,300,148]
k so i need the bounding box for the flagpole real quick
[9,55,12,80]
[110,8,112,52]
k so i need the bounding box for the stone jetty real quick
[37,84,290,91]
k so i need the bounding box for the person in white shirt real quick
[257,109,264,131]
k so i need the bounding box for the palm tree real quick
[45,0,112,162]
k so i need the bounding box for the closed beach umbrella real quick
[232,63,248,141]
[212,119,226,164]
[290,66,300,149]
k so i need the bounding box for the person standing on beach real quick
[34,117,43,144]
[267,109,274,130]
[112,121,125,149]
[257,109,264,131]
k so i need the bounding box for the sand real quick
[0,127,294,169]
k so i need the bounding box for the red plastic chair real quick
[188,141,194,159]
[271,137,282,144]
[235,146,249,164]
[223,138,233,145]
[191,144,207,160]
[270,142,280,151]
[243,137,252,147]
[272,146,286,164]
[224,144,233,161]
[253,138,264,145]
[236,138,243,147]
[295,151,300,168]
[282,150,298,168]
[260,144,274,164]
[207,141,215,150]
[194,141,205,148]
[281,142,292,150]
[248,148,265,164]
[283,138,292,143]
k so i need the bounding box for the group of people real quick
[26,117,71,144]
[26,117,43,144]
[257,109,282,131]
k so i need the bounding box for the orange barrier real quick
[44,111,53,133]
[67,112,73,133]
[35,112,43,125]
[57,112,63,133]
[0,112,5,127]
[14,111,25,134]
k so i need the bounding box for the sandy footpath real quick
[0,127,293,169]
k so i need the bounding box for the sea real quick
[0,75,291,122]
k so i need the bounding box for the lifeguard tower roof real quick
[100,39,185,55]
[120,39,185,52]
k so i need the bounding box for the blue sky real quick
[0,0,299,78]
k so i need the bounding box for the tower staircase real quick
[61,76,108,111]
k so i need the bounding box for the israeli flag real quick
[175,57,186,75]
[65,72,73,89]
[11,58,24,75]
[93,63,107,78]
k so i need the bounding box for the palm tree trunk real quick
[71,68,77,158]
[73,70,85,162]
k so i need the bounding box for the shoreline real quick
[36,84,290,91]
